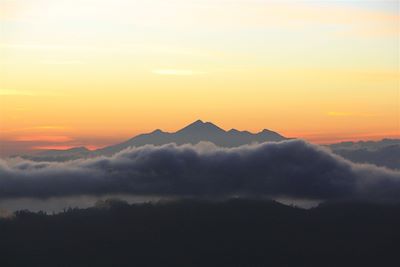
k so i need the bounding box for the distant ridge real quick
[20,147,91,162]
[329,138,400,170]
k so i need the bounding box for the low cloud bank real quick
[1,140,399,201]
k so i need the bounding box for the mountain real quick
[15,120,287,161]
[14,121,400,170]
[95,120,287,156]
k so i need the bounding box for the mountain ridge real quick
[95,120,287,156]
[19,120,287,160]
[15,121,400,169]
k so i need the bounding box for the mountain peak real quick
[177,120,225,134]
[261,129,274,134]
[257,129,285,140]
[151,129,164,134]
[193,119,204,124]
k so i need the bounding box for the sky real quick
[0,0,399,155]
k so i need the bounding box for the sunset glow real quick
[1,0,399,155]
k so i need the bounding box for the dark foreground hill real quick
[1,199,399,267]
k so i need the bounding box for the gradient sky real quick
[0,0,399,155]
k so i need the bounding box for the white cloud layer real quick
[1,140,399,201]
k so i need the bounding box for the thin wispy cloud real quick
[0,89,67,97]
[0,43,91,51]
[3,0,396,36]
[327,112,379,117]
[0,89,35,96]
[12,136,74,142]
[152,69,206,76]
[39,60,85,65]
[0,126,68,134]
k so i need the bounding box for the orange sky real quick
[0,0,399,155]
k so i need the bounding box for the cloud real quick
[12,135,74,142]
[0,89,67,97]
[0,43,90,51]
[327,112,354,117]
[327,112,378,117]
[4,0,397,36]
[152,69,205,76]
[0,140,399,201]
[39,60,85,65]
[0,89,35,96]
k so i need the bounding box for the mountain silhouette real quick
[17,120,287,160]
[95,120,287,156]
[16,121,400,169]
